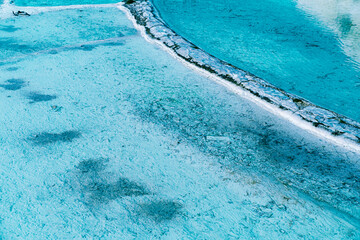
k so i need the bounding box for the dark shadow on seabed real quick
[128,78,360,226]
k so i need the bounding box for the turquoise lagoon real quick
[153,0,360,122]
[0,0,359,239]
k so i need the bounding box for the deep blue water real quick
[152,0,360,122]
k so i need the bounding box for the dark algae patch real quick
[76,158,108,174]
[78,44,96,51]
[0,25,21,32]
[83,178,148,203]
[72,159,182,221]
[6,67,19,71]
[27,92,57,103]
[141,200,183,222]
[0,79,26,91]
[74,158,148,207]
[29,130,81,145]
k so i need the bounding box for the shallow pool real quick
[0,1,360,239]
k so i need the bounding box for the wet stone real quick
[124,0,136,4]
[51,105,62,112]
[0,79,26,91]
[29,130,81,145]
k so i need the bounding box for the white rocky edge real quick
[1,0,359,151]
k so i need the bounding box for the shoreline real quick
[120,0,360,152]
[1,0,360,151]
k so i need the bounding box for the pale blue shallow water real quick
[0,8,136,61]
[13,0,119,6]
[0,2,360,239]
[152,0,360,122]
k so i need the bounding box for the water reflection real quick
[296,0,360,70]
[153,0,360,121]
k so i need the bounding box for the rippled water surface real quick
[153,0,360,122]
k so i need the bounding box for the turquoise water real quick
[152,0,360,122]
[13,0,119,6]
[0,8,136,61]
[0,8,136,60]
[0,1,360,239]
